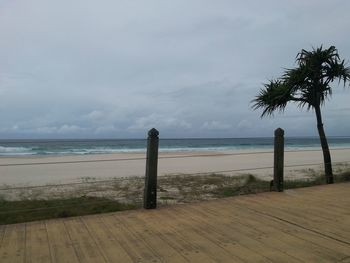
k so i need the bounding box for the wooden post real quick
[273,128,284,192]
[144,128,159,209]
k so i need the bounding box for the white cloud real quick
[35,126,58,134]
[128,114,192,132]
[84,110,105,121]
[94,125,119,135]
[57,125,85,134]
[202,121,231,131]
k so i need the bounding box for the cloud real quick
[0,0,349,138]
[237,120,253,130]
[94,125,119,135]
[202,121,231,131]
[84,110,105,122]
[35,126,58,134]
[128,114,192,132]
[57,124,85,134]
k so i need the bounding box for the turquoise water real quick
[0,137,349,156]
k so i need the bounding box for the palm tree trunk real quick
[314,105,334,184]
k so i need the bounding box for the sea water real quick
[0,137,350,156]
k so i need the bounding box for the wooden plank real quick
[0,225,6,246]
[168,204,299,262]
[115,211,192,262]
[45,219,79,263]
[249,191,350,220]
[0,224,26,263]
[130,210,219,263]
[215,198,350,257]
[63,217,108,263]
[25,221,51,263]
[233,193,350,233]
[270,189,350,207]
[81,215,133,263]
[194,201,349,262]
[101,213,164,263]
[233,195,350,243]
[144,207,252,262]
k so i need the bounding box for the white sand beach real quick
[0,148,349,187]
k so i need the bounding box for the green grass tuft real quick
[0,196,137,225]
[335,171,350,182]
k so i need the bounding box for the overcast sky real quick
[0,0,350,139]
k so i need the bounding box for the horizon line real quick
[0,135,350,141]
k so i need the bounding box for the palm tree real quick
[252,46,350,184]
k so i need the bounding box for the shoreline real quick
[0,144,349,158]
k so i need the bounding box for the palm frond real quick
[253,45,350,117]
[252,80,292,117]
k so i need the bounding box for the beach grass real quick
[0,166,349,225]
[0,196,137,225]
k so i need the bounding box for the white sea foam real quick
[0,146,33,156]
[67,148,147,154]
[0,138,349,156]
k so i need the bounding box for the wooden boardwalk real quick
[0,183,349,262]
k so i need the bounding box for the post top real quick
[148,128,159,137]
[274,127,284,136]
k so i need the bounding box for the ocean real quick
[0,137,350,156]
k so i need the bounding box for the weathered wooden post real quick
[273,128,284,192]
[144,128,159,209]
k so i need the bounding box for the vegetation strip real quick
[0,168,349,225]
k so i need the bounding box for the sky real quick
[0,0,350,139]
